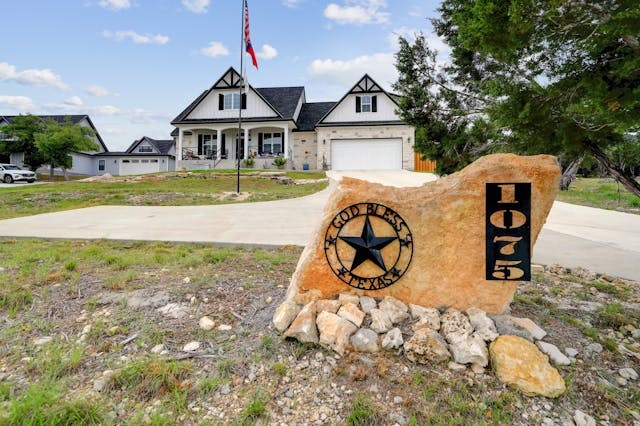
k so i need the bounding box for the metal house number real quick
[486,183,531,281]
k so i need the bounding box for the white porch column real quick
[177,128,183,161]
[283,125,289,160]
[216,129,221,160]
[243,128,248,160]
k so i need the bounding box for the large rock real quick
[337,302,365,327]
[449,333,489,367]
[382,328,403,350]
[378,297,409,324]
[273,300,302,332]
[410,304,441,330]
[350,328,379,353]
[466,308,498,342]
[440,308,473,344]
[404,328,451,364]
[490,335,566,397]
[284,154,560,314]
[284,302,318,344]
[369,308,393,333]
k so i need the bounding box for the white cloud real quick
[308,53,396,88]
[282,0,303,7]
[0,95,34,111]
[182,0,210,14]
[256,44,278,60]
[129,108,173,124]
[86,84,118,97]
[0,61,68,90]
[200,41,229,58]
[102,30,170,45]
[98,0,130,11]
[324,0,389,25]
[65,96,84,106]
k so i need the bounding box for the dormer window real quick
[138,145,153,153]
[355,95,377,113]
[224,93,241,110]
[361,95,372,112]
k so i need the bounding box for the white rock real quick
[565,347,579,358]
[381,328,403,350]
[199,316,215,331]
[449,333,489,367]
[466,307,498,342]
[510,317,547,341]
[370,309,393,334]
[350,328,379,353]
[33,336,53,346]
[359,296,377,314]
[378,297,409,324]
[182,277,191,284]
[440,308,473,344]
[409,304,441,330]
[585,343,603,353]
[338,294,360,306]
[217,324,232,331]
[157,303,187,319]
[448,361,467,372]
[183,341,201,352]
[536,341,571,366]
[151,344,165,354]
[619,367,638,381]
[337,303,365,328]
[404,328,450,364]
[316,311,343,347]
[284,302,318,344]
[273,300,302,332]
[573,409,596,426]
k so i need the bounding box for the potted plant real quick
[273,156,287,169]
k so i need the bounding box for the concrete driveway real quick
[0,170,638,280]
[0,181,41,188]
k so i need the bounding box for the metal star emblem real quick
[340,216,397,272]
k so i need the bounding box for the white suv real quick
[0,164,37,184]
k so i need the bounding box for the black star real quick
[389,267,401,278]
[400,235,412,247]
[340,216,397,273]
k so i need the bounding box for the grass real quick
[347,394,378,426]
[108,357,192,400]
[0,170,327,220]
[233,390,270,426]
[557,177,640,214]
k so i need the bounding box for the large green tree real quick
[397,0,640,196]
[35,120,98,180]
[0,114,46,170]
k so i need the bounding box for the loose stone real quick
[404,328,450,364]
[350,328,379,353]
[316,299,341,314]
[381,328,403,350]
[619,367,638,380]
[440,308,473,344]
[410,304,441,330]
[466,307,498,342]
[316,311,344,347]
[369,308,393,333]
[510,317,547,341]
[490,315,534,342]
[536,341,571,366]
[273,300,302,332]
[338,294,360,306]
[565,347,579,358]
[449,333,489,367]
[448,361,466,372]
[337,302,366,327]
[584,343,603,353]
[573,409,596,426]
[378,297,409,324]
[359,296,377,314]
[199,316,215,331]
[284,302,319,344]
[183,341,201,352]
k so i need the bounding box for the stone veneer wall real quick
[291,131,318,170]
[316,125,415,170]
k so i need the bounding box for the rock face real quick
[284,154,560,314]
[404,328,450,364]
[490,335,566,397]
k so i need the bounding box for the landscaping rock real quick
[157,303,187,319]
[350,328,379,353]
[381,328,403,350]
[199,316,215,331]
[359,296,377,314]
[127,291,169,309]
[573,409,596,426]
[440,308,473,344]
[284,302,318,344]
[316,299,341,314]
[585,343,603,353]
[379,297,409,324]
[536,341,571,366]
[273,300,302,332]
[337,302,365,327]
[183,341,201,352]
[332,319,358,355]
[449,333,489,367]
[490,335,566,397]
[490,315,534,342]
[466,307,498,342]
[619,368,638,381]
[338,294,360,306]
[316,311,343,347]
[369,308,393,333]
[404,328,450,364]
[510,317,547,341]
[410,304,440,330]
[565,347,579,358]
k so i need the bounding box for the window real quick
[151,159,159,163]
[98,159,105,171]
[356,95,377,113]
[224,93,241,110]
[261,132,282,155]
[138,145,153,153]
[361,95,372,112]
[141,160,149,163]
[198,134,217,157]
[132,160,140,163]
[122,159,130,163]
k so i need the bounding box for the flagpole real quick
[237,0,245,194]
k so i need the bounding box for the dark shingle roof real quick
[296,102,336,131]
[254,87,304,119]
[126,136,174,155]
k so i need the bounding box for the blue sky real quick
[0,0,445,151]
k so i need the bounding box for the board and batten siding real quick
[187,88,279,120]
[322,93,400,123]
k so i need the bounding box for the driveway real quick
[0,181,41,188]
[0,170,638,281]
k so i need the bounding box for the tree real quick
[431,0,640,197]
[0,114,46,170]
[35,120,98,180]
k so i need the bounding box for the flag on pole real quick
[244,0,258,69]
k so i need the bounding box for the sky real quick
[0,0,447,151]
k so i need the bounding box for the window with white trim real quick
[138,145,153,153]
[262,132,282,155]
[224,93,241,110]
[198,134,217,157]
[361,95,372,112]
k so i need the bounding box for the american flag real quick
[244,0,258,69]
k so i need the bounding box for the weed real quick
[595,303,639,329]
[0,285,32,317]
[412,372,424,386]
[198,376,220,395]
[27,342,85,380]
[204,248,239,264]
[0,382,12,401]
[217,359,235,379]
[109,357,192,400]
[64,260,77,272]
[591,281,630,298]
[234,389,269,426]
[347,394,377,426]
[271,361,287,377]
[260,335,275,351]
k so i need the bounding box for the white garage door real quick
[331,139,402,170]
[120,158,160,175]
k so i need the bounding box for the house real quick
[94,136,175,175]
[0,114,109,175]
[171,67,415,171]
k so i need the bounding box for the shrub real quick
[273,156,287,169]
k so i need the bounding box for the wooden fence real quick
[414,153,437,173]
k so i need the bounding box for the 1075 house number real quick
[486,183,531,281]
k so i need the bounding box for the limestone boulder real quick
[351,328,379,353]
[273,300,302,332]
[316,299,341,314]
[490,335,566,397]
[284,302,318,344]
[466,308,498,342]
[284,154,560,313]
[379,297,409,324]
[370,308,393,334]
[404,328,450,364]
[441,308,473,344]
[337,302,365,327]
[359,296,377,314]
[333,319,358,355]
[410,304,440,330]
[449,333,489,367]
[382,328,403,350]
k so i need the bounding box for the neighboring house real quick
[171,67,415,171]
[0,115,109,175]
[94,136,175,176]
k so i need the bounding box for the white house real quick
[94,136,175,176]
[171,67,415,171]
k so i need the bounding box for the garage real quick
[331,138,403,170]
[119,158,160,175]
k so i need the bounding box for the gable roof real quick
[295,102,336,131]
[171,67,296,124]
[255,87,304,119]
[316,74,400,126]
[126,136,174,155]
[0,114,109,152]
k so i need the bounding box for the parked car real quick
[0,164,37,183]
